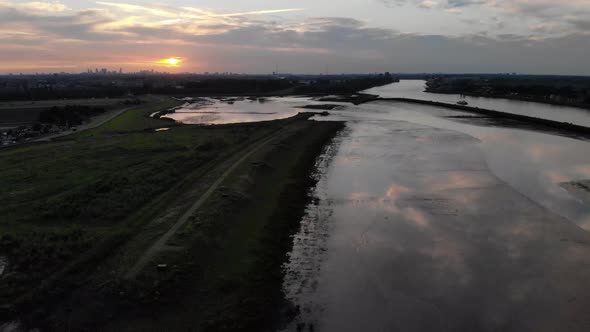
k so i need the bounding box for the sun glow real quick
[157,57,182,66]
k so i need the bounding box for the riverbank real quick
[423,76,590,111]
[377,97,590,139]
[0,106,344,331]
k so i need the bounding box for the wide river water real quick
[164,81,590,332]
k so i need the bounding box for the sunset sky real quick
[1,0,590,74]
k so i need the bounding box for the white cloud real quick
[418,1,438,9]
[0,1,70,14]
[21,1,69,12]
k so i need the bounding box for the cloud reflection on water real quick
[164,97,300,125]
[283,115,590,332]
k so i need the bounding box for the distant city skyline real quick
[1,0,590,75]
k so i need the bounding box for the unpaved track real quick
[32,106,134,142]
[125,131,281,279]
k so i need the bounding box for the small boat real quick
[457,100,468,106]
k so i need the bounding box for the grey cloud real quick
[377,0,406,8]
[117,17,590,74]
[2,1,590,75]
[568,19,590,31]
[380,0,590,37]
[378,0,490,8]
[0,5,119,41]
[446,0,488,8]
[307,17,365,28]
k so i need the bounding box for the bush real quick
[39,105,106,127]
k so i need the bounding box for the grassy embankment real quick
[0,97,187,314]
[95,116,343,332]
[0,95,344,331]
[425,77,590,110]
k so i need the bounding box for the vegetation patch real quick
[0,98,283,323]
[35,115,345,331]
[39,105,106,127]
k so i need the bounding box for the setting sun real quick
[157,57,182,66]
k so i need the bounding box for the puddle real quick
[164,97,299,125]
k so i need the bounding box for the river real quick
[282,83,590,331]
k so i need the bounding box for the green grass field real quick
[0,96,279,312]
[1,97,192,228]
[88,96,179,133]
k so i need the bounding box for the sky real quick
[1,0,589,74]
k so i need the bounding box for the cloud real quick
[0,1,70,13]
[0,0,590,74]
[202,8,305,17]
[95,1,177,18]
[382,0,590,37]
[96,2,303,20]
[22,1,69,12]
[393,0,590,20]
[446,0,489,8]
[418,1,439,9]
[568,18,590,31]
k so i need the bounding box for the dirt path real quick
[32,105,134,142]
[125,131,281,279]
